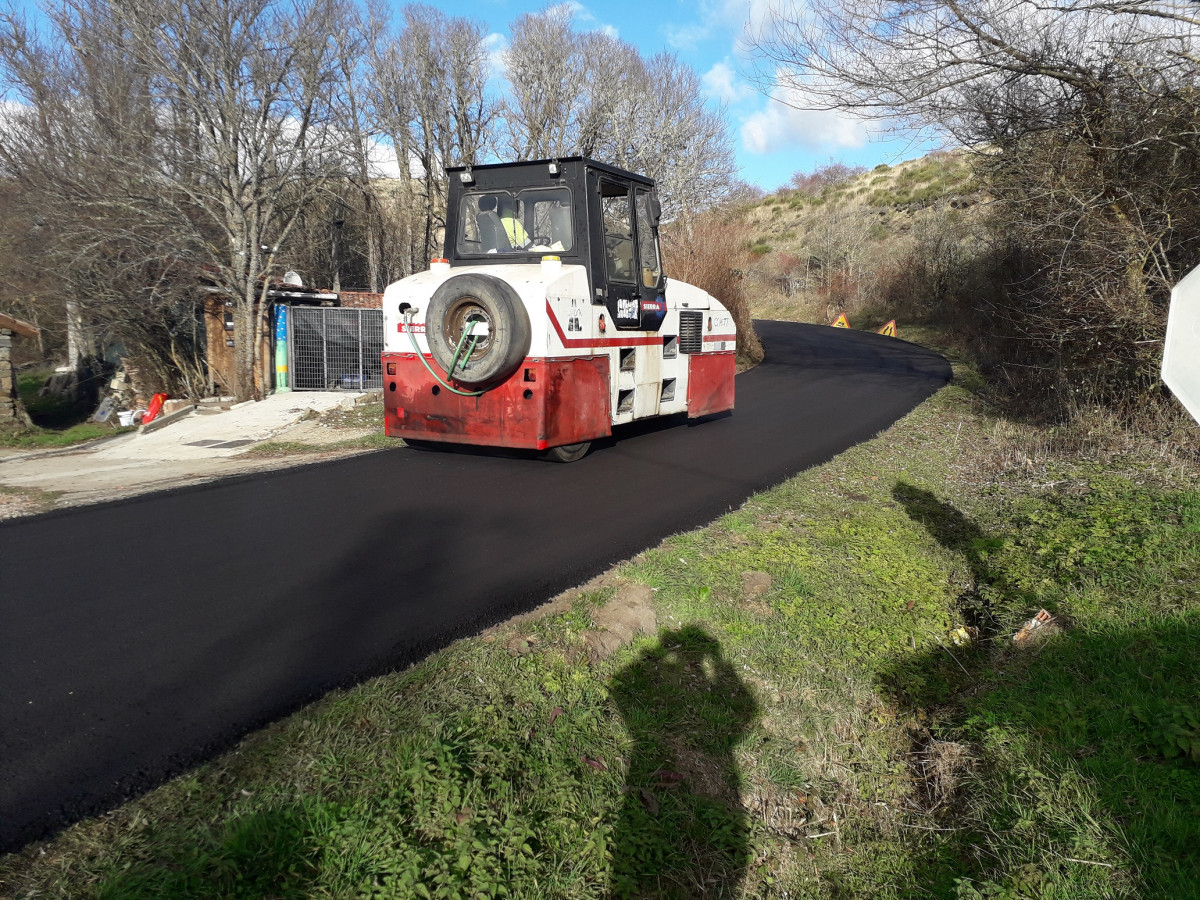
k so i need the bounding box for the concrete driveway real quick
[0,392,367,508]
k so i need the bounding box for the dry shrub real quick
[790,161,867,197]
[970,93,1200,419]
[662,215,764,366]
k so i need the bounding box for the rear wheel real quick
[541,442,590,463]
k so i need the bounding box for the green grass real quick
[1,372,128,448]
[2,366,1197,898]
[883,473,1200,898]
[0,421,126,448]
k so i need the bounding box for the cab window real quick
[600,181,635,284]
[635,189,662,289]
[458,187,573,255]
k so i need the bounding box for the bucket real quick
[118,411,135,427]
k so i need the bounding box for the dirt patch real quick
[262,419,378,446]
[583,582,658,661]
[740,571,773,600]
[669,743,740,806]
[0,488,53,521]
[910,732,973,812]
[481,569,624,643]
[742,780,812,838]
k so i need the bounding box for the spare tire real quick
[425,273,532,385]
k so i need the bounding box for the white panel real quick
[1163,264,1200,424]
[665,279,711,310]
[634,343,662,419]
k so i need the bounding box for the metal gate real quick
[287,307,384,391]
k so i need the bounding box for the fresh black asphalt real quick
[0,320,951,852]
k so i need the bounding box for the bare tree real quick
[371,3,495,267]
[636,53,738,222]
[502,6,585,159]
[331,2,384,293]
[750,0,1196,143]
[501,9,738,219]
[574,30,645,161]
[0,0,360,401]
[0,0,204,399]
[140,0,357,399]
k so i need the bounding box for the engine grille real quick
[679,310,703,354]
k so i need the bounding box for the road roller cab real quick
[381,157,736,461]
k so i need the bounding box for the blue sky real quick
[6,0,931,191]
[433,0,931,190]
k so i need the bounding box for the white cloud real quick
[665,0,776,49]
[549,1,618,38]
[742,86,871,154]
[484,32,508,81]
[664,20,709,49]
[701,60,754,104]
[366,138,405,180]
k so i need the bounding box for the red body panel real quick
[383,353,612,450]
[687,351,736,418]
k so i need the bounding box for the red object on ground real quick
[686,352,736,418]
[141,393,168,425]
[382,354,611,450]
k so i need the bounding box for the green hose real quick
[447,320,481,380]
[404,311,485,397]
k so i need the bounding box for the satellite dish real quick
[1162,265,1200,424]
[283,270,303,287]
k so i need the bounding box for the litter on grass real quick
[1013,609,1056,646]
[949,626,975,646]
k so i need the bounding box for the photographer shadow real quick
[609,626,760,899]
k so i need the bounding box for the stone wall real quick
[1,330,32,430]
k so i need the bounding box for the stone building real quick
[1,312,40,431]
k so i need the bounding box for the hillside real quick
[731,152,987,327]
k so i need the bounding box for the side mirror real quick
[650,196,662,226]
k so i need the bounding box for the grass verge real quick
[0,421,127,449]
[241,433,392,457]
[1,360,1196,899]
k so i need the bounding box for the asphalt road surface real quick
[0,321,951,852]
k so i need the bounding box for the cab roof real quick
[444,157,656,188]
